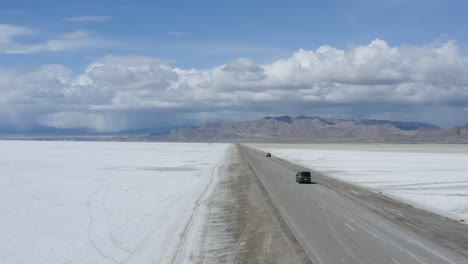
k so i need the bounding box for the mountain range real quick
[134,116,468,143]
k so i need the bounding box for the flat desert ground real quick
[0,140,227,264]
[2,141,468,264]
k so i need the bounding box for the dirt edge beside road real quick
[245,145,468,259]
[176,144,312,263]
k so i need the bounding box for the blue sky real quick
[2,0,468,69]
[1,0,468,132]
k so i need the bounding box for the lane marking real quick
[345,223,356,232]
[390,257,400,264]
[318,204,326,209]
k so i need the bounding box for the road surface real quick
[239,145,468,264]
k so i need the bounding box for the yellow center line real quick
[345,223,356,232]
[390,257,400,264]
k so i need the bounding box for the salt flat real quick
[0,140,227,264]
[252,144,468,221]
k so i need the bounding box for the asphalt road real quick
[239,145,468,264]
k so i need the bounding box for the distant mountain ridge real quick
[139,116,468,143]
[270,116,440,130]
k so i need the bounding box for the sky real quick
[1,0,468,133]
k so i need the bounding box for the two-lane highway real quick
[239,145,467,264]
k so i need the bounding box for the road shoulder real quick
[173,144,311,263]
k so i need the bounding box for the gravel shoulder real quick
[174,144,311,264]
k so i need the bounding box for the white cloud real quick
[65,16,111,22]
[0,65,70,130]
[1,39,468,132]
[0,24,33,43]
[0,24,112,54]
[222,58,266,81]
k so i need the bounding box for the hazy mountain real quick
[138,116,468,143]
[6,117,466,143]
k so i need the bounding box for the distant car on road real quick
[296,171,312,184]
[266,153,272,157]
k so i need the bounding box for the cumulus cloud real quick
[0,65,70,130]
[222,58,266,81]
[1,39,468,132]
[0,24,111,54]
